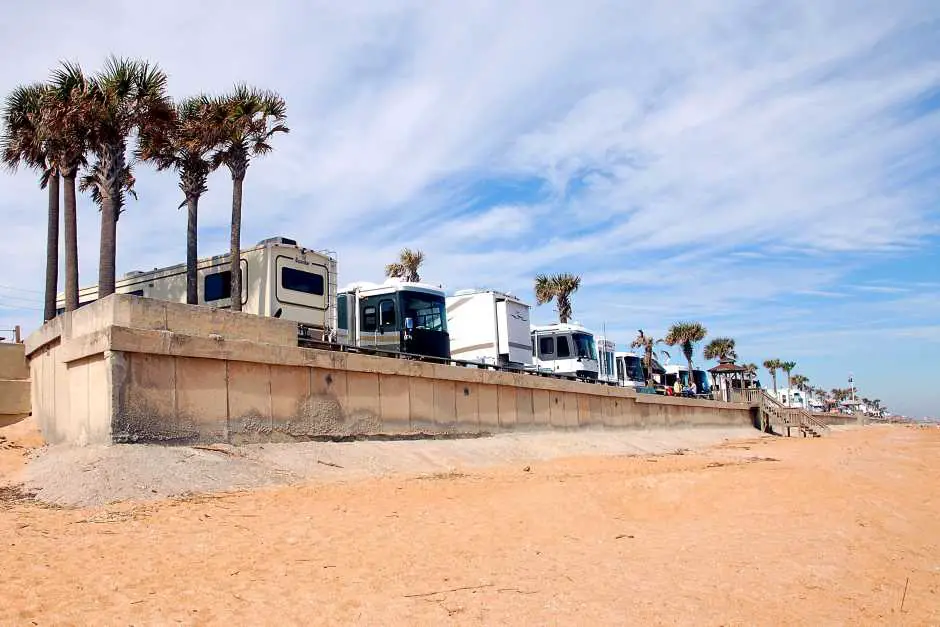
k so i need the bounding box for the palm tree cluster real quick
[385,248,425,283]
[1,56,288,319]
[534,273,581,324]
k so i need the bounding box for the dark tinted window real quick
[336,295,348,330]
[281,267,324,295]
[379,299,396,331]
[538,336,554,358]
[127,289,144,297]
[557,336,571,358]
[362,305,377,332]
[205,271,232,301]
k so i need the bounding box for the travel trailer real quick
[446,289,532,368]
[614,351,646,388]
[335,279,450,359]
[663,364,711,394]
[529,322,599,379]
[596,337,617,385]
[58,237,337,337]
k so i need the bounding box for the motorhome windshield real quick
[571,333,597,360]
[401,291,447,332]
[692,369,710,393]
[624,356,644,382]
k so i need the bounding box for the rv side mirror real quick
[405,317,414,330]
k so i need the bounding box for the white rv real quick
[58,237,337,337]
[335,279,450,359]
[614,351,646,387]
[663,364,711,395]
[530,322,599,379]
[446,289,532,368]
[596,337,617,385]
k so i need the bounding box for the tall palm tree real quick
[664,321,707,385]
[45,62,91,312]
[211,85,288,312]
[385,248,425,283]
[140,96,219,304]
[791,374,808,392]
[631,329,662,386]
[781,360,796,392]
[77,56,174,298]
[743,362,758,382]
[1,83,59,321]
[763,359,783,394]
[534,273,581,323]
[703,337,736,362]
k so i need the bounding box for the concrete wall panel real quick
[344,371,381,435]
[531,389,551,427]
[379,374,411,432]
[176,357,228,441]
[455,382,479,432]
[497,385,517,429]
[433,379,458,432]
[228,361,272,439]
[515,387,534,429]
[477,384,499,430]
[409,377,435,432]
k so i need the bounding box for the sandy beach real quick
[1,421,938,625]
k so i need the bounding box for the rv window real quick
[362,306,377,332]
[538,337,554,358]
[336,295,348,330]
[127,289,144,297]
[531,338,536,357]
[556,336,571,358]
[205,271,232,301]
[281,267,324,295]
[379,299,396,331]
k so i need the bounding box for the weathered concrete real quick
[0,342,29,422]
[27,295,757,445]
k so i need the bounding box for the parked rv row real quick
[57,237,710,392]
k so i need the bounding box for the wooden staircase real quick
[732,388,830,437]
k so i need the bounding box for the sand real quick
[1,419,938,625]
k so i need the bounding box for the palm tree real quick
[781,360,796,392]
[140,96,219,304]
[743,362,758,383]
[211,85,288,312]
[1,83,59,321]
[664,322,707,385]
[45,62,91,312]
[385,248,425,283]
[534,273,581,323]
[631,329,662,386]
[703,337,736,362]
[791,374,808,392]
[763,359,783,394]
[77,56,174,298]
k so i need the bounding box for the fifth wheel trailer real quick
[57,236,338,338]
[445,289,532,367]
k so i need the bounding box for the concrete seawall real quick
[25,295,757,445]
[0,342,30,427]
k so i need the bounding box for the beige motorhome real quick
[58,237,338,337]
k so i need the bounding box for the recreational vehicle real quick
[663,364,711,395]
[596,337,617,385]
[614,351,646,387]
[446,289,531,367]
[529,322,599,379]
[335,279,450,359]
[57,237,337,337]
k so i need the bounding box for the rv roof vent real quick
[123,270,145,278]
[453,289,478,296]
[256,236,298,246]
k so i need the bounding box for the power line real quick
[0,283,44,295]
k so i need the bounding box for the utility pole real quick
[849,372,855,402]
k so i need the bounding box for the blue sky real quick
[0,1,938,417]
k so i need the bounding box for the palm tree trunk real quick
[771,373,778,395]
[186,195,199,305]
[230,177,243,312]
[686,356,694,391]
[98,195,118,298]
[62,173,79,312]
[43,172,60,322]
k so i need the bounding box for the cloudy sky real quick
[1,1,938,416]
